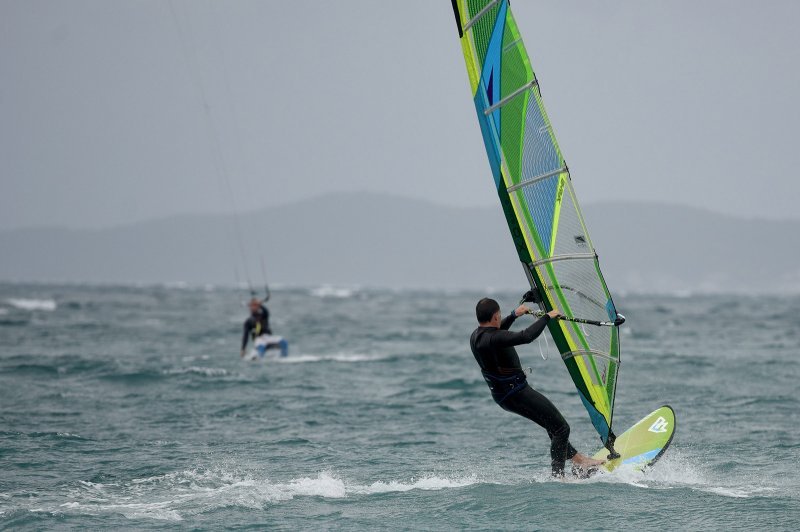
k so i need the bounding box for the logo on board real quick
[648,417,669,433]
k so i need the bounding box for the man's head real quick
[476,297,501,327]
[248,298,262,315]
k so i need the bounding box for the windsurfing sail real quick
[451,0,623,448]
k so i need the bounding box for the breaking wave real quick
[17,469,480,522]
[309,285,356,298]
[274,353,390,364]
[5,298,57,311]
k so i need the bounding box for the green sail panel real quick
[451,0,622,445]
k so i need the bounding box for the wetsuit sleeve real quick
[242,319,253,350]
[488,316,550,348]
[499,312,517,330]
[262,306,271,334]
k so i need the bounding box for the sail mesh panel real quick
[519,177,558,254]
[467,0,500,65]
[522,93,561,183]
[551,184,590,258]
[548,258,614,387]
[518,92,564,255]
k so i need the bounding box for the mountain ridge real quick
[1,192,797,293]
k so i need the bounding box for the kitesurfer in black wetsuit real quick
[470,297,604,477]
[240,298,272,357]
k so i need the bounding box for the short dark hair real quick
[476,298,500,323]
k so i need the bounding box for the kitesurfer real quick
[241,298,288,358]
[469,297,604,477]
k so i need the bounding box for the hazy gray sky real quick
[2,0,798,230]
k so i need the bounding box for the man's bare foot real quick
[572,453,605,467]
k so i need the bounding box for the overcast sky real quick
[1,0,799,230]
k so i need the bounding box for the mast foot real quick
[605,431,621,459]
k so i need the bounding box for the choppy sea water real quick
[0,283,798,530]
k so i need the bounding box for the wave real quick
[162,366,230,377]
[5,431,89,441]
[309,285,356,298]
[38,469,481,521]
[8,455,787,524]
[94,366,234,384]
[351,475,478,495]
[528,450,779,499]
[5,298,57,311]
[274,353,390,364]
[113,366,229,379]
[4,363,62,376]
[429,377,482,390]
[272,471,478,498]
[59,498,183,522]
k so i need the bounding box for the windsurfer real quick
[469,297,604,477]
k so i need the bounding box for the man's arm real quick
[241,320,252,352]
[499,312,517,330]
[489,315,550,348]
[489,309,562,348]
[500,304,535,330]
[262,306,271,334]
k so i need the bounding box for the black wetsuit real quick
[470,312,578,476]
[241,305,271,351]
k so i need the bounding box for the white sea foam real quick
[163,366,229,377]
[275,353,387,364]
[56,432,83,439]
[530,450,779,500]
[6,298,57,311]
[354,475,479,494]
[309,285,355,298]
[193,470,476,499]
[181,355,211,363]
[60,500,184,521]
[33,457,784,524]
[702,486,774,498]
[51,469,481,521]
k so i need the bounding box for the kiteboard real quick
[589,405,676,474]
[244,334,289,362]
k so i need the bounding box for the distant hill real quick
[584,202,800,294]
[1,192,797,293]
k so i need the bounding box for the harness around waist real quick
[481,370,528,404]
